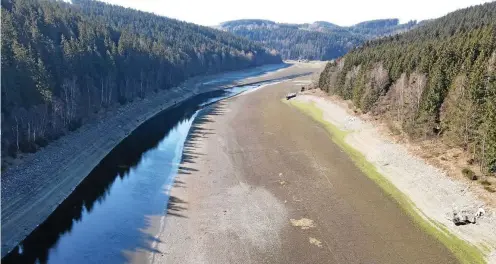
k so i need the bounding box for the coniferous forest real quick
[1,0,281,161]
[318,2,496,173]
[218,19,418,60]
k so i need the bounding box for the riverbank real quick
[0,61,324,258]
[288,92,496,263]
[139,74,459,264]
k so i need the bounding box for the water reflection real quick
[2,89,227,264]
[2,74,308,264]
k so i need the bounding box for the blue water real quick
[3,82,269,264]
[43,114,196,263]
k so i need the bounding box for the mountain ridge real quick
[217,18,418,60]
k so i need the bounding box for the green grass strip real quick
[286,99,486,264]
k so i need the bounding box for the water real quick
[2,82,269,264]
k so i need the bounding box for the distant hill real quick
[318,2,496,172]
[218,19,418,60]
[347,19,417,38]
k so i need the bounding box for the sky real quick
[102,0,492,26]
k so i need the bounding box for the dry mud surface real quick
[138,73,459,264]
[295,94,496,263]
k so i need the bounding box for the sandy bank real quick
[0,61,324,258]
[292,93,496,263]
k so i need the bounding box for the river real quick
[2,82,271,264]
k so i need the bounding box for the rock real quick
[453,211,462,224]
[476,207,485,218]
[453,209,475,225]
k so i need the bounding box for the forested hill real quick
[1,0,281,163]
[217,19,417,60]
[318,2,496,172]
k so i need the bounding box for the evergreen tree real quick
[318,2,496,173]
[0,0,281,162]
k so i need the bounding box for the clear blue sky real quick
[102,0,492,26]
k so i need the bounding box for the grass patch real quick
[480,179,492,186]
[462,168,478,180]
[286,99,486,264]
[386,121,402,136]
[484,186,496,193]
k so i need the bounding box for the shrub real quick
[484,186,495,193]
[462,168,477,180]
[19,141,37,153]
[7,145,18,158]
[35,137,49,148]
[68,119,82,131]
[480,179,492,186]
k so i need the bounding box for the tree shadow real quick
[1,89,230,264]
[166,196,188,218]
[173,179,187,188]
[180,102,226,167]
[123,94,228,261]
[2,79,252,264]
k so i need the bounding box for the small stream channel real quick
[2,80,282,264]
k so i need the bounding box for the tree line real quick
[1,0,281,166]
[318,2,496,173]
[219,19,418,60]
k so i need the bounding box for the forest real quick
[1,0,281,164]
[318,2,496,173]
[219,18,418,60]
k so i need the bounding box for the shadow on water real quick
[2,89,227,264]
[2,74,303,264]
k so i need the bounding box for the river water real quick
[2,82,273,264]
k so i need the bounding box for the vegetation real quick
[484,186,496,193]
[347,19,417,38]
[318,2,496,174]
[218,19,417,60]
[462,168,477,180]
[480,179,492,186]
[1,0,281,163]
[286,99,485,264]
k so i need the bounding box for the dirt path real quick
[142,74,458,263]
[1,62,323,258]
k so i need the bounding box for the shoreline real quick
[0,62,323,258]
[288,93,496,264]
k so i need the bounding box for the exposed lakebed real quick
[2,81,277,264]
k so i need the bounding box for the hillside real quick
[318,2,496,173]
[347,18,417,38]
[218,18,418,60]
[0,0,281,165]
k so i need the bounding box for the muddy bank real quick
[0,62,322,258]
[291,93,496,263]
[139,73,458,263]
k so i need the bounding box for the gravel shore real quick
[0,62,321,258]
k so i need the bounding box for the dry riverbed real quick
[136,73,460,264]
[291,92,496,263]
